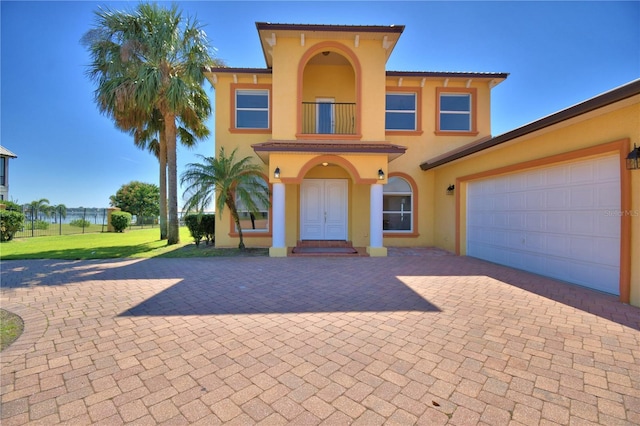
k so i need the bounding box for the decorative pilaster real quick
[367,183,387,256]
[270,182,287,257]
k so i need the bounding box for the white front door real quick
[301,179,347,240]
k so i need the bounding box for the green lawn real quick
[1,227,192,260]
[0,227,268,260]
[0,309,24,351]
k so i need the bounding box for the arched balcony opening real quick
[299,49,358,136]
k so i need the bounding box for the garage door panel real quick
[508,193,526,209]
[597,157,620,180]
[467,154,620,295]
[569,212,596,235]
[526,191,545,209]
[597,214,620,237]
[570,186,595,208]
[508,174,525,191]
[570,162,596,183]
[597,182,620,207]
[526,170,545,188]
[525,233,545,251]
[546,234,570,257]
[569,236,595,261]
[546,188,569,208]
[546,212,568,233]
[525,212,544,231]
[546,167,567,185]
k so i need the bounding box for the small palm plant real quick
[181,148,270,250]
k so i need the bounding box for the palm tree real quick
[54,204,67,224]
[82,3,216,244]
[181,147,271,250]
[131,102,210,240]
[29,198,50,221]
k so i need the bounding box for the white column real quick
[369,183,384,252]
[270,182,286,256]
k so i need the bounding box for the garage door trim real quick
[455,139,631,302]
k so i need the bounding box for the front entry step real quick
[289,240,368,257]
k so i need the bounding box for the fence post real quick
[31,206,35,237]
[82,208,87,234]
[101,208,107,233]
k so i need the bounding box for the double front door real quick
[301,179,347,240]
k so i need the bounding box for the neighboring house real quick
[0,146,18,201]
[205,23,640,307]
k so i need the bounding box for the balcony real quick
[301,102,356,135]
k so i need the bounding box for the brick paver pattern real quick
[1,249,639,425]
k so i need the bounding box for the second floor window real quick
[385,93,416,131]
[236,89,269,129]
[439,93,471,131]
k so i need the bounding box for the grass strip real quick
[0,309,24,351]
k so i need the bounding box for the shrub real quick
[111,211,132,233]
[69,219,91,228]
[25,220,49,230]
[0,210,25,242]
[184,214,215,246]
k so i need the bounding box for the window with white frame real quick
[383,177,412,232]
[235,177,269,232]
[385,93,416,131]
[236,89,269,129]
[439,93,471,131]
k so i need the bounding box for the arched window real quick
[235,176,269,232]
[383,177,413,232]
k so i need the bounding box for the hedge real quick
[184,214,215,246]
[0,210,25,242]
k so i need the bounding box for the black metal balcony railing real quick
[302,102,356,135]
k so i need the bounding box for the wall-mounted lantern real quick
[446,184,455,195]
[627,144,640,170]
[378,169,385,180]
[274,167,280,179]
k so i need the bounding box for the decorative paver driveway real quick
[1,250,639,425]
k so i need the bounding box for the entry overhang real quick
[252,140,407,163]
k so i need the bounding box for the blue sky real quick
[2,1,638,208]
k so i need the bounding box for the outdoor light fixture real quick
[446,184,455,195]
[322,162,329,167]
[274,167,280,179]
[378,169,385,180]
[627,143,640,170]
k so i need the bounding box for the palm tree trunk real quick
[226,198,245,250]
[159,128,168,240]
[165,113,180,245]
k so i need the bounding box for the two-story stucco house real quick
[0,146,18,202]
[205,23,640,307]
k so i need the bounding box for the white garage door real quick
[467,155,620,295]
